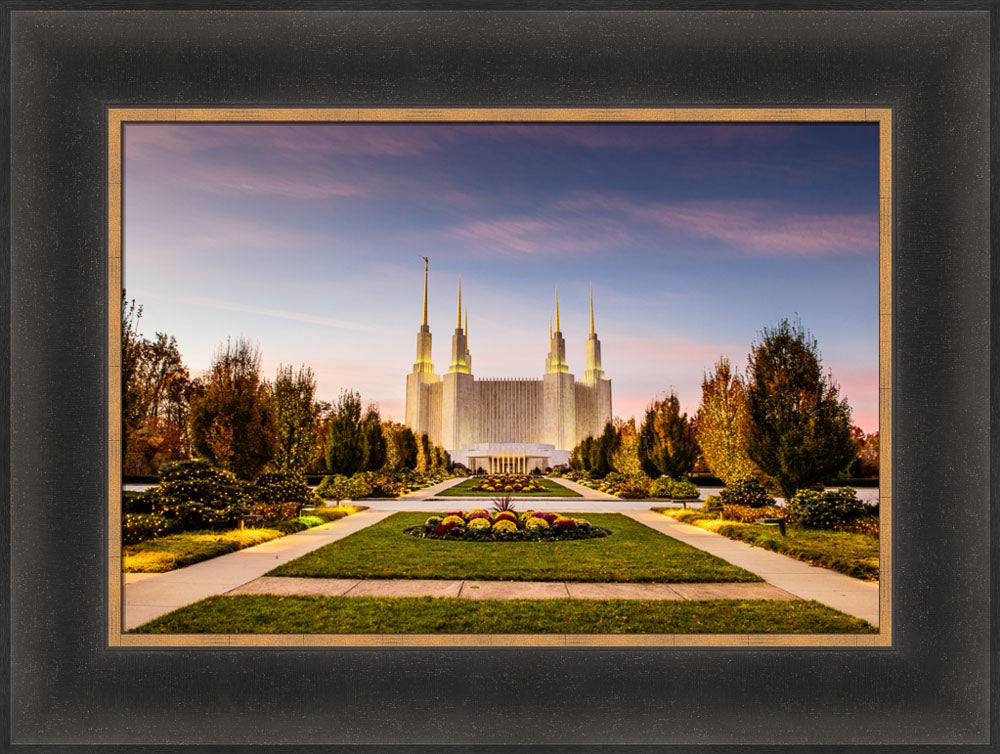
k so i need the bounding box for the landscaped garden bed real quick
[123,504,366,572]
[407,509,609,541]
[267,511,761,582]
[131,595,876,634]
[655,508,879,581]
[436,476,581,497]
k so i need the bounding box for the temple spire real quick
[464,306,468,338]
[549,317,552,340]
[589,284,595,335]
[555,286,560,332]
[421,256,429,327]
[457,277,463,329]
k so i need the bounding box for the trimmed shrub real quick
[718,478,775,508]
[296,515,324,528]
[788,487,867,529]
[721,504,788,524]
[649,477,700,500]
[123,490,155,514]
[316,473,371,500]
[315,474,347,500]
[347,473,373,499]
[361,472,404,498]
[146,459,252,531]
[252,473,318,506]
[123,513,175,545]
[614,481,651,499]
[703,494,723,512]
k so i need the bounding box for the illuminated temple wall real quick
[403,271,611,466]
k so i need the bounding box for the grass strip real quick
[435,477,582,497]
[123,505,366,573]
[268,512,761,583]
[654,508,879,581]
[131,595,875,634]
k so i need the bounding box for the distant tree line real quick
[122,292,449,481]
[569,317,873,501]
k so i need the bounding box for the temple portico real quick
[450,443,571,475]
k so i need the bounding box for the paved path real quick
[370,474,630,512]
[624,511,880,626]
[123,509,394,630]
[397,477,466,499]
[229,576,796,601]
[123,501,880,631]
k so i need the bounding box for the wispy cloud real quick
[559,194,877,256]
[131,289,393,335]
[444,216,630,256]
[125,123,454,160]
[467,123,799,151]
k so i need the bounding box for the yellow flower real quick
[468,518,491,530]
[441,515,465,527]
[526,517,549,529]
[491,519,517,534]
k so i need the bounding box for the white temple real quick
[404,260,612,472]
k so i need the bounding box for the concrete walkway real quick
[397,477,466,499]
[625,511,880,626]
[229,577,796,601]
[123,509,394,630]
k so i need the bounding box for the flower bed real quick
[405,509,610,542]
[466,475,549,493]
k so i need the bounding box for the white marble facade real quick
[405,265,611,470]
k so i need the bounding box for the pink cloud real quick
[466,123,798,151]
[445,216,629,256]
[560,194,877,257]
[125,123,453,160]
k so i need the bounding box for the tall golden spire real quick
[421,257,429,327]
[555,286,560,332]
[549,317,552,340]
[457,277,463,329]
[464,306,468,338]
[589,284,595,335]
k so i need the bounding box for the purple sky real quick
[124,121,879,431]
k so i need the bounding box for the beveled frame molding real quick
[108,107,891,648]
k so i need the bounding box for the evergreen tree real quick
[189,338,277,479]
[417,433,432,474]
[611,417,644,477]
[637,391,698,479]
[324,389,366,476]
[361,406,387,471]
[695,358,757,484]
[578,436,594,472]
[269,365,320,474]
[400,427,419,470]
[744,318,856,500]
[589,421,616,477]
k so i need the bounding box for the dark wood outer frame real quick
[5,5,992,750]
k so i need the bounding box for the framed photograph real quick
[7,5,993,749]
[110,107,890,650]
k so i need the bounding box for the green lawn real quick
[268,512,761,582]
[131,595,875,634]
[435,477,582,497]
[655,509,879,581]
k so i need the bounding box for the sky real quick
[123,121,880,432]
